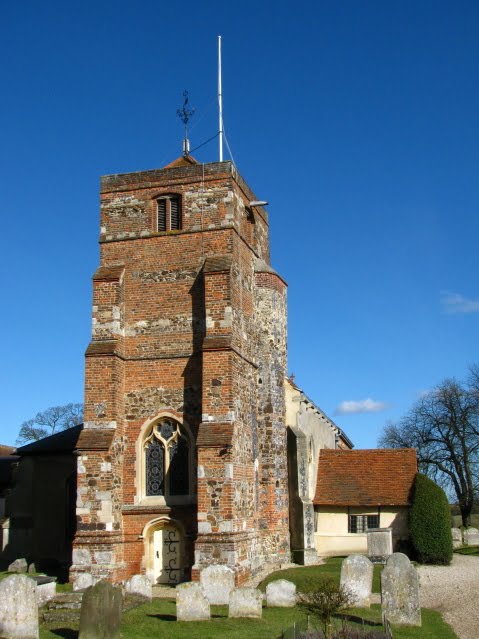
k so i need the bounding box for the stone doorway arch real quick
[143,518,183,585]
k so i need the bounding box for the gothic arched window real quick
[144,418,190,497]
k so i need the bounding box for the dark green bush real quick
[409,473,453,564]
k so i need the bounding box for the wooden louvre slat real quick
[157,199,167,231]
[170,197,180,229]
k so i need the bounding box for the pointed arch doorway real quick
[144,519,183,584]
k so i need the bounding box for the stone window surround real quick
[135,410,195,506]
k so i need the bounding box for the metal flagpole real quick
[218,35,223,162]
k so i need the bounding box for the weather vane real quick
[177,90,195,156]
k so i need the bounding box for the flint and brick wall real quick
[71,159,289,585]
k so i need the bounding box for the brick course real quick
[71,158,289,585]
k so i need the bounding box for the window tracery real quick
[144,418,189,497]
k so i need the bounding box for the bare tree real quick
[379,370,479,527]
[17,403,84,445]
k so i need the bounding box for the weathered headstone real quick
[124,574,152,601]
[0,574,39,639]
[340,555,373,607]
[176,582,210,621]
[33,576,57,606]
[200,565,234,605]
[381,553,421,626]
[78,580,122,639]
[463,527,479,546]
[367,528,393,563]
[28,563,36,574]
[451,527,463,548]
[8,558,28,574]
[265,579,296,607]
[228,587,263,618]
[73,572,94,591]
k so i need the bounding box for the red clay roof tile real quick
[314,448,417,507]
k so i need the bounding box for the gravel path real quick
[418,554,479,639]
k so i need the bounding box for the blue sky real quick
[1,1,478,448]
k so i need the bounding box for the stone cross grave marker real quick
[381,552,421,626]
[266,579,296,607]
[78,580,122,639]
[0,574,39,639]
[340,555,373,607]
[228,587,263,618]
[200,564,235,604]
[176,582,210,621]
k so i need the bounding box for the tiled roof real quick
[0,445,15,456]
[314,448,417,507]
[16,424,84,455]
[162,155,199,169]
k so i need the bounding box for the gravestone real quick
[340,555,373,607]
[381,553,421,626]
[451,527,463,548]
[200,565,235,605]
[228,587,263,618]
[0,574,39,639]
[78,580,122,639]
[73,572,94,591]
[8,558,28,574]
[33,576,57,606]
[463,527,479,546]
[124,575,152,601]
[265,579,296,607]
[176,582,210,621]
[367,528,392,563]
[28,563,36,574]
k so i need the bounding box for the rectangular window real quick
[349,514,379,533]
[157,196,181,232]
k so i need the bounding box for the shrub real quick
[298,576,354,638]
[409,473,453,564]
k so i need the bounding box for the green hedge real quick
[409,473,453,564]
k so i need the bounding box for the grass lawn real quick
[1,558,456,638]
[39,599,458,639]
[259,557,383,593]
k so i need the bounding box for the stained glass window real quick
[146,439,164,496]
[144,419,190,498]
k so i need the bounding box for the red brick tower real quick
[71,156,289,586]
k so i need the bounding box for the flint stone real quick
[124,575,152,601]
[8,558,28,573]
[73,572,94,591]
[176,582,210,621]
[79,580,122,639]
[200,565,234,604]
[451,527,463,548]
[340,555,373,607]
[463,527,479,546]
[0,574,39,639]
[367,528,393,563]
[381,553,421,626]
[228,587,263,618]
[266,579,296,607]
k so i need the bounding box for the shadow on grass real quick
[337,613,383,628]
[147,613,177,622]
[50,629,78,639]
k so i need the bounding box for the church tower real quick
[71,156,289,585]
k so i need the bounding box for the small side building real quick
[1,428,80,575]
[313,448,417,556]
